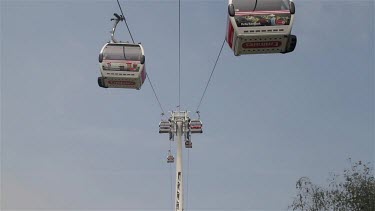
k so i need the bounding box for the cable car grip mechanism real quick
[110,13,124,43]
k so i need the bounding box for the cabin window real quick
[233,0,289,12]
[103,44,142,61]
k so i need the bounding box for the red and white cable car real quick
[189,120,203,134]
[226,0,297,56]
[167,150,174,163]
[98,14,146,89]
[159,120,172,133]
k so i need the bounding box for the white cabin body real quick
[98,43,146,89]
[226,0,296,56]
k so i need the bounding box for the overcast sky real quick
[1,0,374,210]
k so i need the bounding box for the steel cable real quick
[195,39,225,113]
[116,0,165,115]
[116,0,135,44]
[178,0,181,110]
[146,73,165,115]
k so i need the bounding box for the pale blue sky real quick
[1,0,374,210]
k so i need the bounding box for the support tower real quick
[159,111,203,211]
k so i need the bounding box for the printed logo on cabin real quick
[108,81,135,86]
[242,41,282,49]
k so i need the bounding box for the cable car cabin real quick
[159,120,171,134]
[185,140,192,148]
[98,43,146,89]
[189,120,203,134]
[167,155,174,163]
[226,0,297,55]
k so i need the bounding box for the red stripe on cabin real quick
[108,80,136,86]
[236,10,290,15]
[227,18,234,48]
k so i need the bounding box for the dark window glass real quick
[233,0,289,12]
[232,0,256,12]
[103,44,142,61]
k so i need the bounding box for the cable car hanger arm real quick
[110,13,124,43]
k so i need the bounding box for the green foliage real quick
[289,159,375,211]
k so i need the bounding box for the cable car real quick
[159,120,171,134]
[167,150,174,163]
[98,13,146,89]
[189,120,203,134]
[226,0,297,56]
[167,155,174,163]
[185,140,192,148]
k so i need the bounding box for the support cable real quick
[115,1,171,210]
[195,39,226,113]
[178,0,181,110]
[116,0,165,115]
[146,73,165,116]
[116,0,135,44]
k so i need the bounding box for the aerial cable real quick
[146,73,165,116]
[178,0,181,110]
[116,0,135,44]
[195,39,225,113]
[115,0,165,115]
